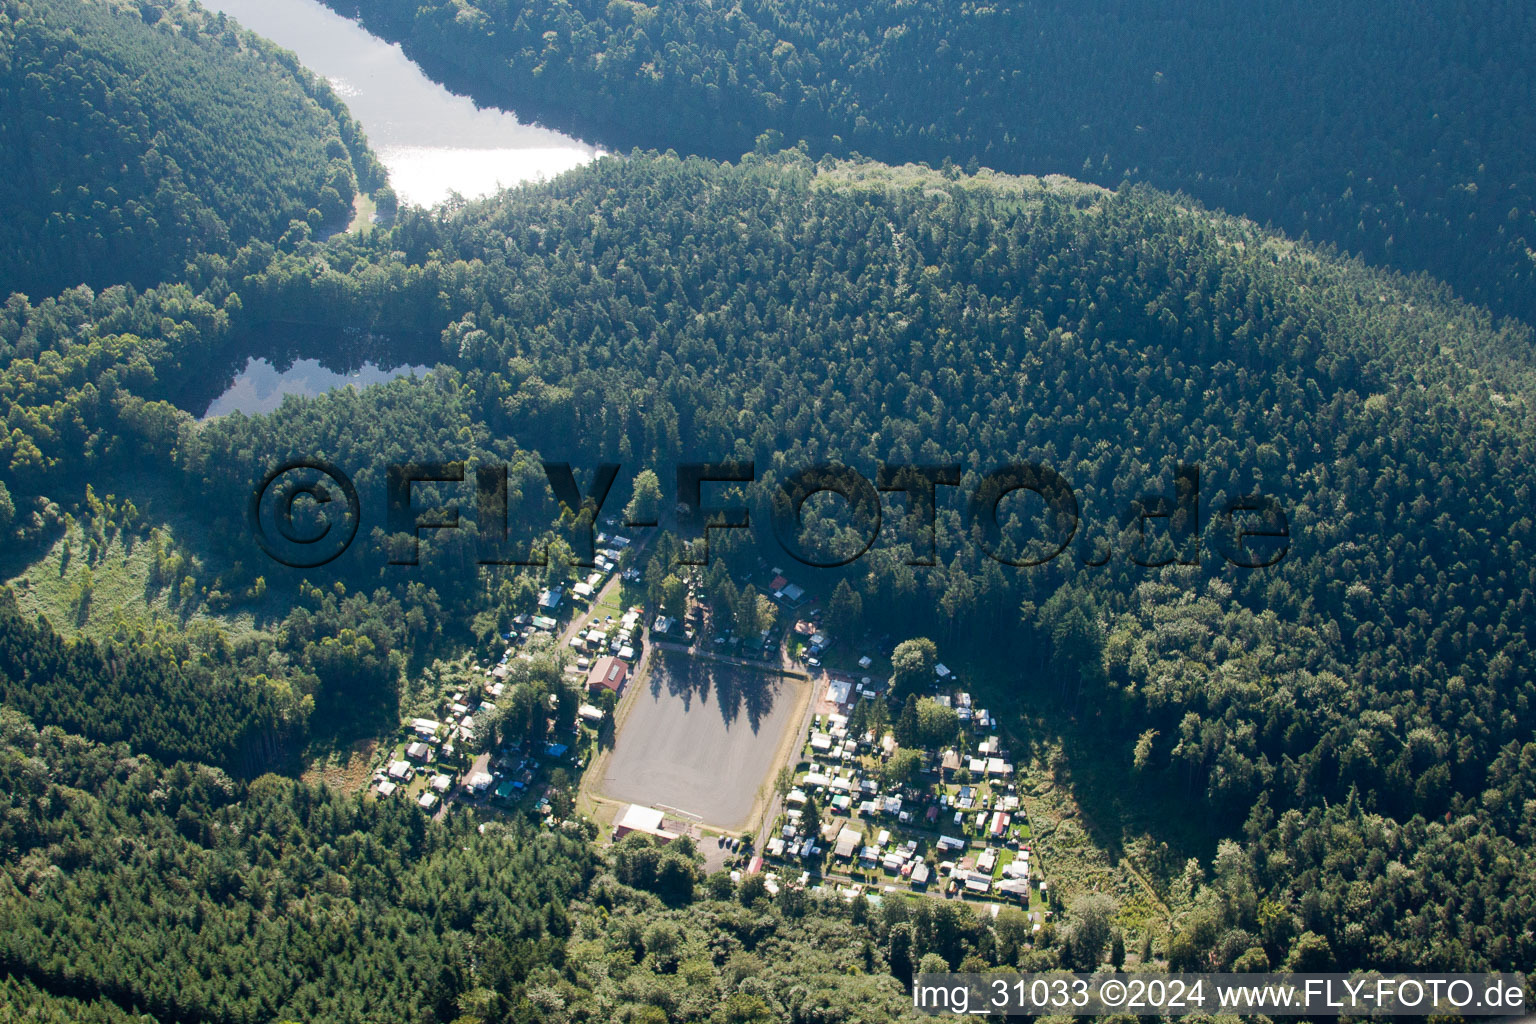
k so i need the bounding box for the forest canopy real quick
[7,154,1536,832]
[322,0,1536,326]
[3,9,1536,998]
[181,152,1536,977]
[0,0,384,300]
[0,710,598,1023]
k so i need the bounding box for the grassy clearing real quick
[345,192,377,234]
[1015,757,1170,938]
[3,472,287,645]
[591,577,644,621]
[7,521,269,646]
[301,738,379,792]
[820,643,890,680]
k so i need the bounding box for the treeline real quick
[0,280,235,491]
[0,589,295,771]
[6,150,1536,974]
[566,834,939,1022]
[324,0,1536,325]
[0,712,598,1024]
[0,0,384,301]
[0,229,463,500]
[157,152,1534,971]
[1165,792,1536,973]
[0,976,156,1024]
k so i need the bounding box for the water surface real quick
[201,0,602,206]
[201,357,431,419]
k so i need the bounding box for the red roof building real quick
[586,655,629,693]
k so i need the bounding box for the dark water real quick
[183,325,441,419]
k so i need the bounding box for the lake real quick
[200,357,431,420]
[191,0,595,416]
[200,0,602,207]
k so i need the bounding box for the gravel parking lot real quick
[597,651,809,829]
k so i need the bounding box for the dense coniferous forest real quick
[320,0,1536,325]
[0,590,291,771]
[3,153,1534,993]
[0,708,938,1023]
[4,0,1536,1016]
[182,154,1536,841]
[0,0,383,299]
[0,711,600,1023]
[0,976,157,1024]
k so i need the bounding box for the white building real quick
[613,804,677,843]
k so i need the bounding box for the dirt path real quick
[556,569,626,648]
[574,635,655,827]
[750,667,822,849]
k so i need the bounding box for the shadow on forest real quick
[978,668,1217,893]
[649,651,781,733]
[1045,711,1220,885]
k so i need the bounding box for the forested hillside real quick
[4,149,1533,976]
[0,976,155,1024]
[0,590,297,771]
[188,153,1536,973]
[321,0,1536,325]
[0,711,599,1023]
[0,708,992,1023]
[0,0,383,300]
[5,0,1535,1009]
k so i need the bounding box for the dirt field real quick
[596,651,810,829]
